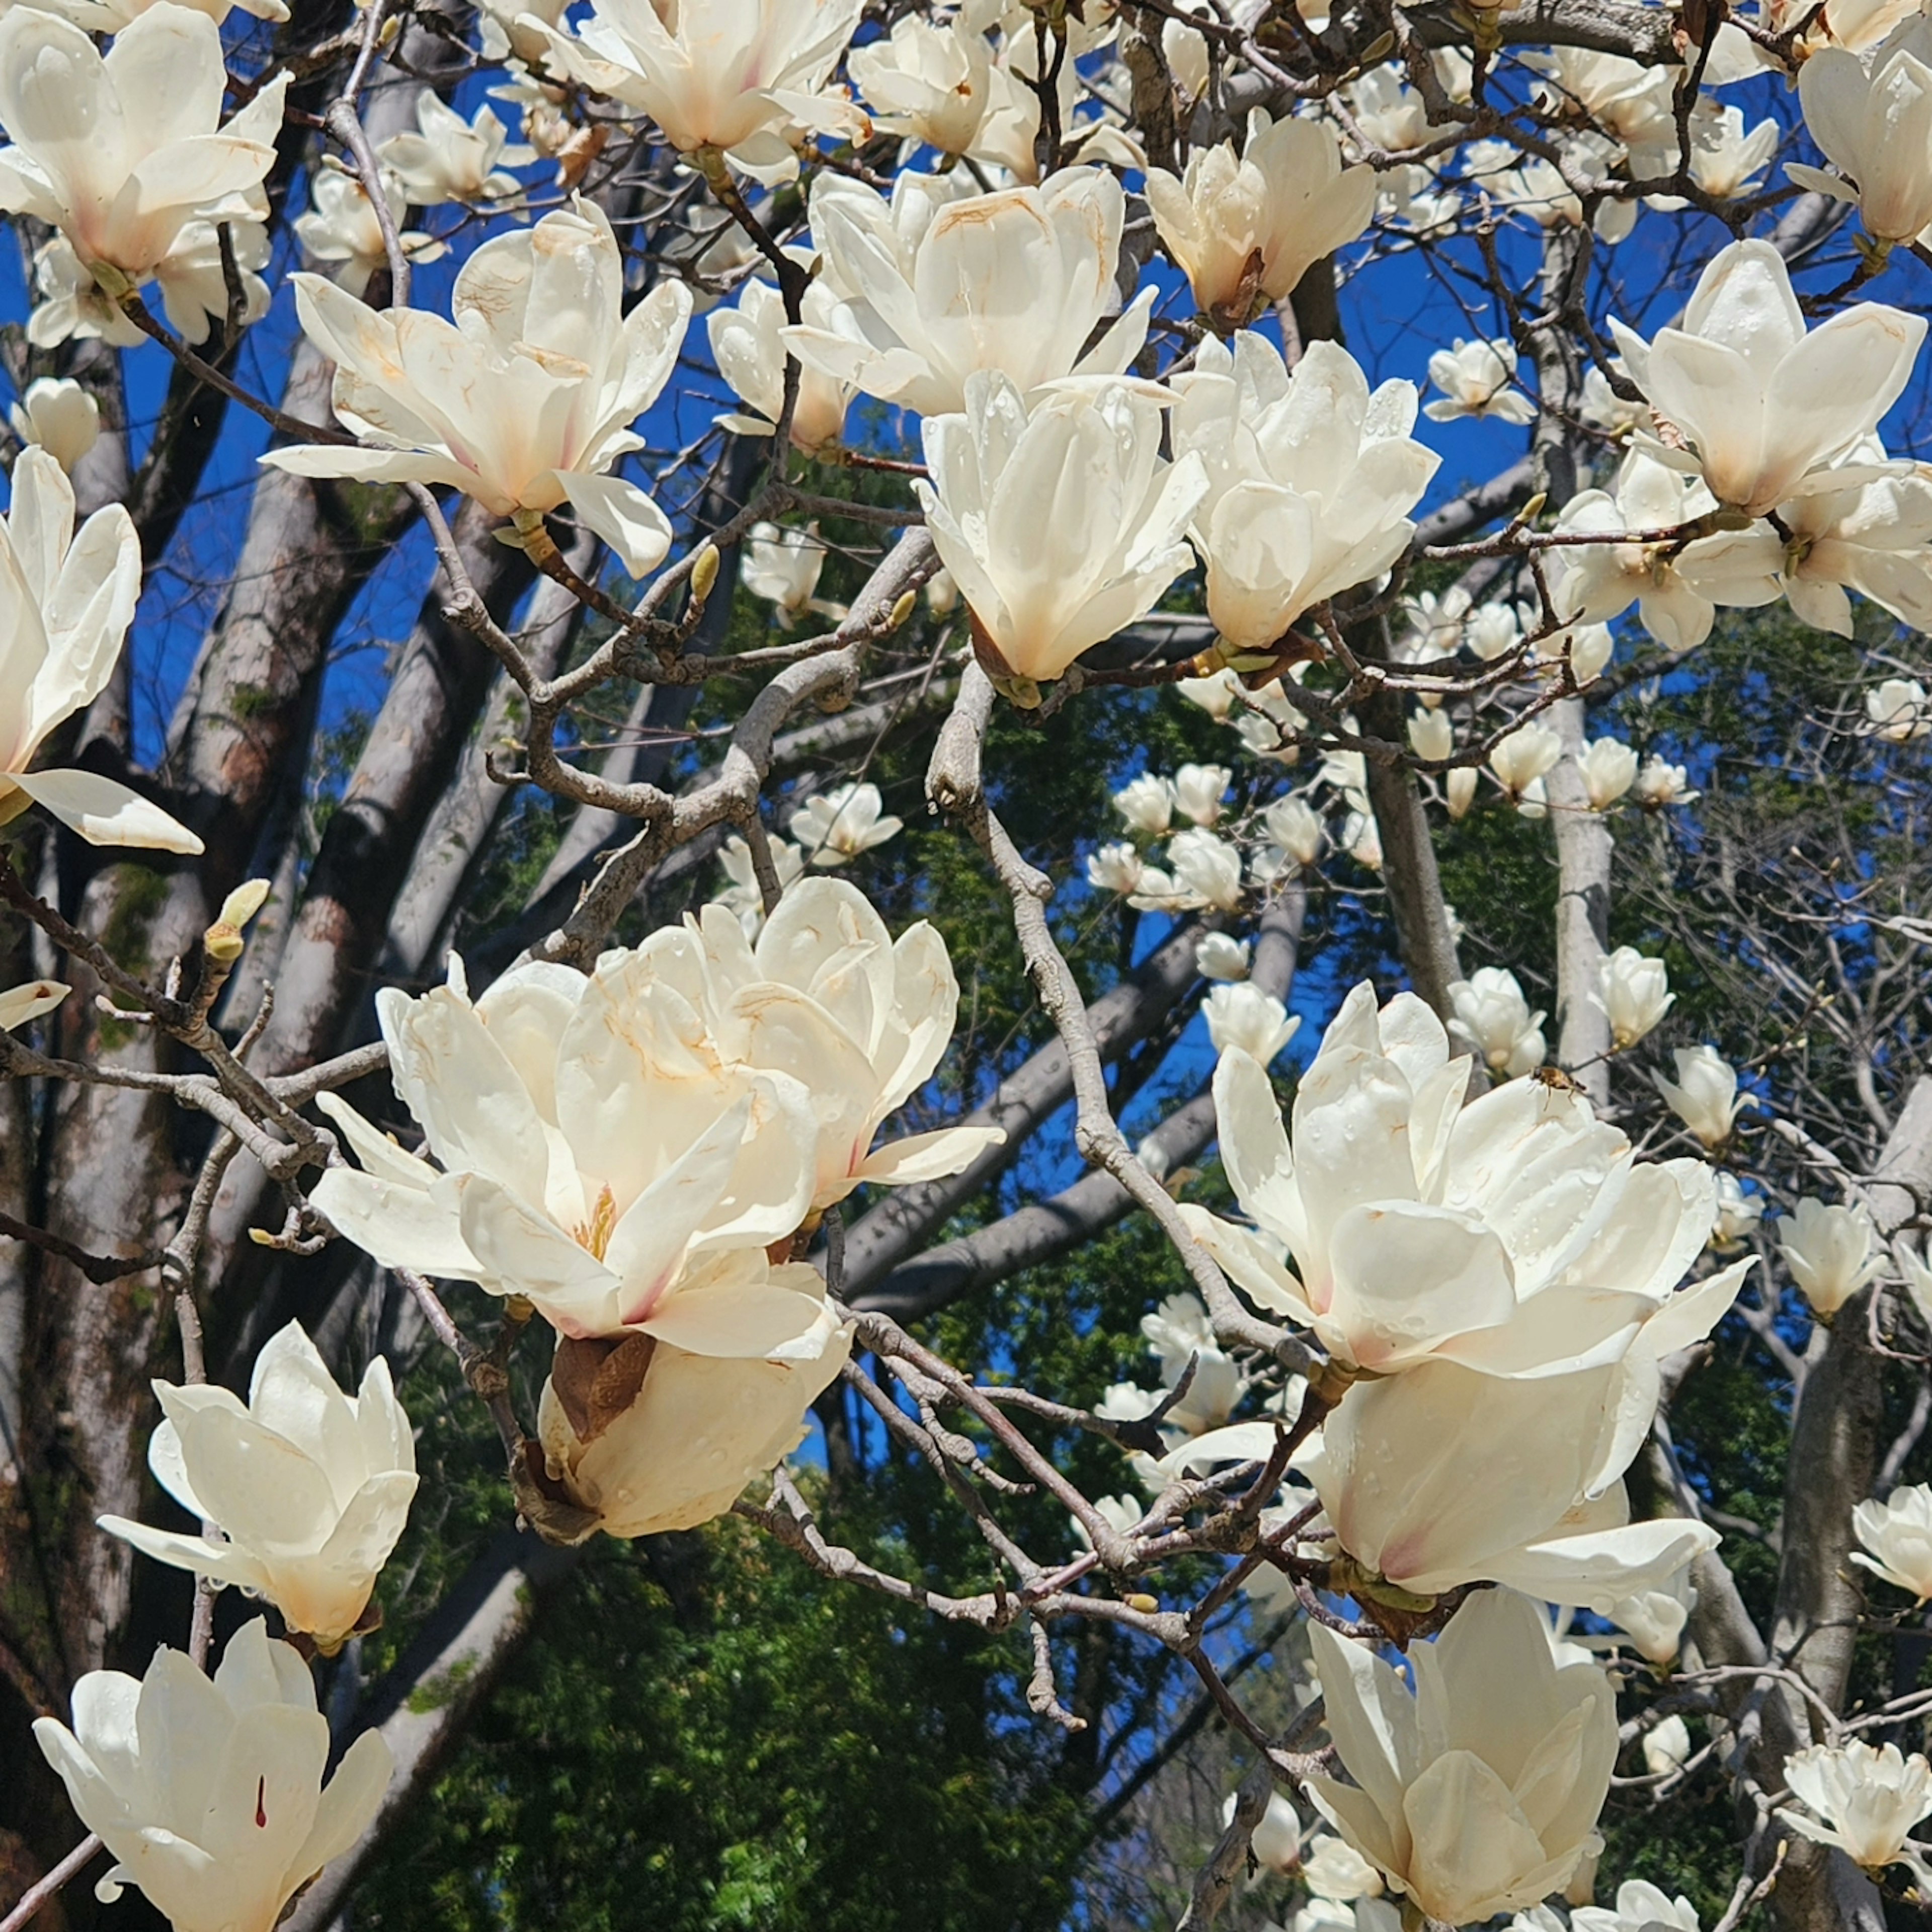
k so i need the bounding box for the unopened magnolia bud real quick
[689,542,719,603]
[887,589,917,630]
[1123,1593,1160,1614]
[219,878,271,931]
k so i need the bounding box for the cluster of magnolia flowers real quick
[27,876,1003,1931]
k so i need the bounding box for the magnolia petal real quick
[7,767,202,853]
[639,1279,826,1358]
[549,468,673,579]
[852,1124,1006,1186]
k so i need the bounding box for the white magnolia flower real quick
[1653,1045,1748,1147]
[378,95,532,206]
[0,6,288,347]
[1445,768,1478,819]
[0,449,200,852]
[849,10,993,154]
[1203,982,1301,1066]
[1780,1741,1932,1874]
[1185,984,1744,1596]
[316,884,1000,1319]
[1142,1292,1247,1434]
[0,978,66,1032]
[711,832,804,937]
[1867,676,1932,741]
[1608,239,1926,516]
[1595,946,1673,1049]
[1408,707,1454,762]
[268,206,690,579]
[1546,450,1782,654]
[1467,600,1524,661]
[1114,773,1178,836]
[1168,828,1247,911]
[1171,334,1439,652]
[708,251,860,454]
[917,373,1205,689]
[786,168,1154,418]
[1683,102,1779,200]
[1448,967,1547,1075]
[1580,364,1647,439]
[9,376,98,472]
[789,780,903,866]
[1601,1567,1697,1664]
[1853,1483,1932,1600]
[925,567,959,617]
[1340,808,1384,871]
[16,0,288,26]
[1643,1718,1696,1781]
[1222,1787,1304,1874]
[1087,841,1146,894]
[1489,724,1562,800]
[97,1323,415,1652]
[1304,1833,1385,1902]
[1778,1196,1883,1315]
[1536,620,1617,682]
[1579,738,1639,810]
[293,168,445,301]
[1635,756,1699,808]
[1306,1590,1618,1924]
[536,1307,852,1538]
[524,0,866,182]
[34,1620,392,1932]
[1174,762,1235,826]
[1196,933,1252,982]
[1791,19,1932,242]
[1264,793,1326,868]
[1423,337,1538,425]
[1578,1880,1700,1932]
[1712,1172,1764,1246]
[741,522,842,628]
[1175,668,1244,719]
[1147,108,1374,329]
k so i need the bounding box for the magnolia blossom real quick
[0,449,200,852]
[1186,983,1743,1597]
[1340,808,1384,870]
[1608,240,1926,516]
[1423,337,1538,425]
[97,1323,415,1651]
[293,169,444,301]
[1265,793,1326,868]
[1867,675,1932,740]
[1445,768,1478,819]
[1546,450,1782,654]
[1778,1196,1883,1315]
[1755,447,1932,637]
[0,978,66,1032]
[1683,103,1779,200]
[1643,1718,1695,1781]
[1305,1834,1385,1902]
[917,373,1205,690]
[1595,947,1672,1049]
[1653,1044,1748,1147]
[378,94,532,206]
[1305,1589,1618,1924]
[9,376,98,472]
[1468,600,1523,661]
[1635,756,1699,808]
[34,1620,392,1932]
[1098,1292,1247,1443]
[849,10,993,154]
[1147,109,1374,329]
[1087,841,1146,894]
[1174,762,1234,827]
[1780,1741,1932,1874]
[786,169,1153,418]
[1712,1172,1764,1246]
[1196,933,1252,982]
[315,885,999,1328]
[1599,1567,1697,1664]
[0,6,288,346]
[1448,967,1547,1075]
[1114,773,1177,836]
[741,522,842,628]
[708,254,860,454]
[1409,708,1454,762]
[536,1307,852,1538]
[1171,334,1439,652]
[1536,620,1617,682]
[790,781,904,866]
[1222,1787,1304,1873]
[525,0,866,181]
[1167,829,1247,912]
[1490,724,1562,800]
[1852,1482,1932,1600]
[711,833,804,937]
[1791,19,1932,242]
[1203,983,1302,1066]
[1579,738,1639,811]
[269,207,690,578]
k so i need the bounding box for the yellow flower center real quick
[574,1183,618,1262]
